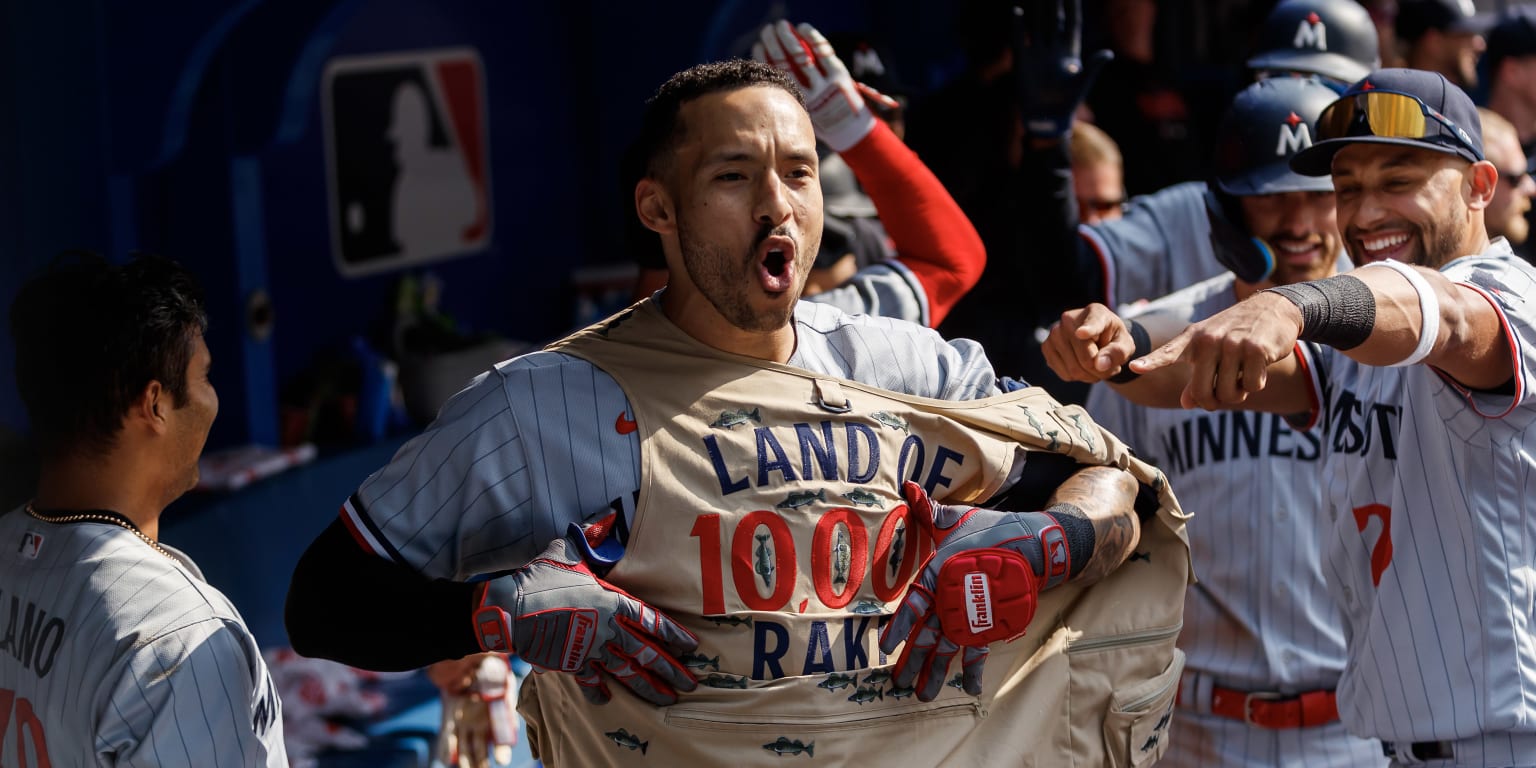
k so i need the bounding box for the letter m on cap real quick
[1277,121,1313,156]
[1294,16,1327,50]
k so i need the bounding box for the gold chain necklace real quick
[24,502,176,561]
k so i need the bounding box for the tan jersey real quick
[524,302,1192,767]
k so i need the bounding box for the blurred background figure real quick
[1395,0,1492,89]
[1478,107,1536,259]
[1483,5,1536,151]
[1070,121,1126,225]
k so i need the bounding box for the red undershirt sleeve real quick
[838,121,987,327]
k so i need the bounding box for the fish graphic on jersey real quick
[841,489,883,509]
[763,737,815,757]
[709,408,761,429]
[776,489,825,509]
[871,410,910,433]
[832,527,852,586]
[604,728,648,754]
[754,533,774,588]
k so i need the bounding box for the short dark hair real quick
[10,252,208,460]
[635,59,807,179]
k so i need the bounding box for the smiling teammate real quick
[1048,68,1536,767]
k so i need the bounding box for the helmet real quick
[1246,0,1380,85]
[1212,77,1340,196]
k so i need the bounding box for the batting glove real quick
[1012,0,1113,139]
[752,20,899,152]
[472,532,699,706]
[436,654,519,768]
[878,482,1071,701]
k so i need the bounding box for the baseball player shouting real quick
[287,53,1193,766]
[1071,77,1386,766]
[1,254,287,766]
[1050,68,1536,767]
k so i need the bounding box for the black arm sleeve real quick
[285,519,482,670]
[1019,137,1110,317]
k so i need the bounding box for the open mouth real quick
[757,236,796,294]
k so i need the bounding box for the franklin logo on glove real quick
[965,573,993,632]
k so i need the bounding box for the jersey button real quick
[1340,585,1354,605]
[1275,508,1289,523]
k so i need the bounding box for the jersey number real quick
[1352,503,1394,587]
[689,506,932,614]
[0,688,51,768]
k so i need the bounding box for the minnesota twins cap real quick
[1291,68,1485,176]
[1396,0,1494,42]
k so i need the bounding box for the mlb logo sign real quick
[323,48,492,276]
[18,531,43,560]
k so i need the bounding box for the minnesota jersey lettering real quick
[1155,410,1322,475]
[1324,388,1399,459]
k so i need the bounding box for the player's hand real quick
[1130,292,1303,409]
[878,482,1070,702]
[1012,0,1113,138]
[753,20,897,152]
[436,654,519,768]
[1205,188,1276,284]
[472,536,699,706]
[1042,303,1139,382]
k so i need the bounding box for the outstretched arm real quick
[1131,262,1513,410]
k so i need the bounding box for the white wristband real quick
[1361,260,1440,367]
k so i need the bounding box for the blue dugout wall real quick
[0,0,966,458]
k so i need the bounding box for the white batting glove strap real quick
[752,20,878,152]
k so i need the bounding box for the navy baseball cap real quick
[1396,0,1494,42]
[1290,68,1485,176]
[1485,6,1536,73]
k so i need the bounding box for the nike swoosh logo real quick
[615,412,637,435]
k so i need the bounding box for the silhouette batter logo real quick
[323,48,492,276]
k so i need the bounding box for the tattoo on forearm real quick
[1049,467,1141,584]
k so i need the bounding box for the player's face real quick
[1331,144,1476,268]
[1485,131,1534,245]
[167,333,218,495]
[1075,161,1125,225]
[1238,190,1340,285]
[669,86,823,333]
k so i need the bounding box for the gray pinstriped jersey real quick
[1089,274,1382,766]
[1301,243,1536,754]
[1078,181,1228,310]
[0,508,286,766]
[343,299,998,581]
[804,260,928,326]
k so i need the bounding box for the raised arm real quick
[839,120,985,325]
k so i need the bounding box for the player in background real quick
[945,0,1377,406]
[629,21,986,329]
[1048,68,1536,767]
[286,58,1189,765]
[1477,107,1535,261]
[1067,77,1384,767]
[1069,121,1126,225]
[1,253,286,766]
